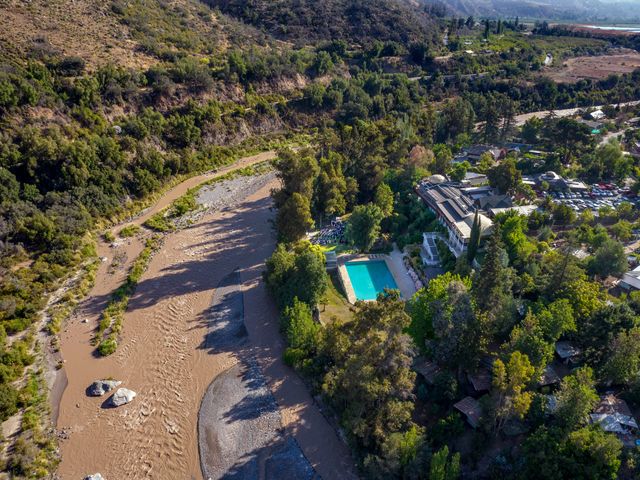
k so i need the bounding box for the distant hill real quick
[427,0,640,21]
[202,0,440,46]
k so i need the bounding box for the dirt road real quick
[118,150,279,232]
[56,156,357,479]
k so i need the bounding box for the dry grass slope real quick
[0,0,155,68]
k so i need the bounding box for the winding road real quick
[55,152,357,479]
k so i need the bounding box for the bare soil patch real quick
[543,51,640,83]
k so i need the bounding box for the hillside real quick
[202,0,440,46]
[429,0,640,21]
[0,0,265,68]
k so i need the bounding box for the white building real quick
[622,265,640,290]
[416,179,493,258]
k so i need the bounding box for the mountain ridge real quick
[427,0,640,21]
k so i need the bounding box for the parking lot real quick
[550,186,637,214]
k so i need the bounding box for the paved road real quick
[514,100,640,126]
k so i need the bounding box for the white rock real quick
[87,380,122,397]
[110,388,136,407]
[85,474,104,480]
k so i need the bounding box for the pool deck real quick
[337,248,418,304]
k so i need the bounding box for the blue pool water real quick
[345,261,398,301]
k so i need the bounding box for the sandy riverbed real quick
[56,169,357,479]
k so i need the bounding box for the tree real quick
[281,297,321,368]
[436,98,475,143]
[520,426,566,480]
[487,157,521,194]
[466,210,481,263]
[537,299,576,342]
[522,117,542,144]
[580,303,638,373]
[276,193,314,242]
[346,203,384,251]
[432,280,485,372]
[587,238,627,278]
[476,152,495,174]
[264,242,328,308]
[272,147,319,207]
[315,152,348,220]
[506,311,554,376]
[408,272,471,352]
[163,114,202,148]
[473,224,515,334]
[552,203,576,226]
[603,327,640,385]
[482,96,500,143]
[520,426,622,480]
[374,183,394,218]
[562,427,622,480]
[429,446,461,480]
[555,367,598,431]
[610,220,633,241]
[432,144,453,175]
[499,212,536,265]
[546,117,594,163]
[323,291,416,449]
[592,140,632,181]
[492,351,534,432]
[449,161,469,183]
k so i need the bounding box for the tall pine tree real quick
[467,210,481,264]
[473,223,514,317]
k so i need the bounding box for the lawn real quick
[320,271,353,325]
[318,243,355,255]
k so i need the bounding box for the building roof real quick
[625,264,640,279]
[464,144,502,158]
[539,171,562,182]
[565,179,589,191]
[465,172,487,180]
[461,185,494,200]
[489,205,538,218]
[454,396,482,428]
[590,395,638,434]
[594,394,633,416]
[555,341,581,360]
[427,174,447,184]
[476,194,512,210]
[417,181,494,242]
[539,364,561,387]
[579,118,604,130]
[467,369,492,392]
[413,358,442,384]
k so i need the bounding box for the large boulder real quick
[110,388,136,407]
[84,474,104,480]
[87,380,121,397]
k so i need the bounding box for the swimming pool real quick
[345,260,398,301]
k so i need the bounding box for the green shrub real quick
[98,338,118,356]
[118,224,141,238]
[144,212,174,232]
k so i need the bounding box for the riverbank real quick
[55,160,357,478]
